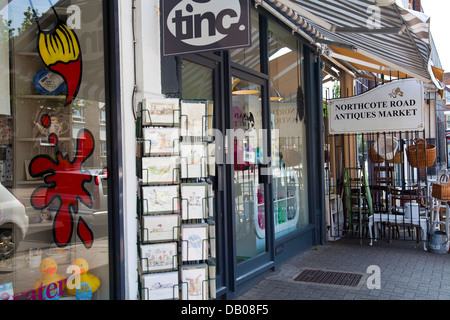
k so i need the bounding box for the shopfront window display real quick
[0,0,109,300]
[268,19,309,238]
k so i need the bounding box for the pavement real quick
[234,237,450,300]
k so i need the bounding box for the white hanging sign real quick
[328,79,424,134]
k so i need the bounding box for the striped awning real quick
[265,0,444,89]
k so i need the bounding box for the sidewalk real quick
[234,237,450,300]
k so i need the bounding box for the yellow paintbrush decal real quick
[38,22,80,66]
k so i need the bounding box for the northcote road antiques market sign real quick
[328,79,425,134]
[162,0,251,56]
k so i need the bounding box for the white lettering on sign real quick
[166,0,245,46]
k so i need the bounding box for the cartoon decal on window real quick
[27,1,91,248]
[30,1,83,105]
[29,128,95,249]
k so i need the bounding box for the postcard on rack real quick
[140,242,178,273]
[181,264,209,301]
[181,184,208,220]
[142,127,180,156]
[181,101,207,137]
[141,271,179,300]
[181,223,208,262]
[142,98,180,126]
[142,156,179,185]
[142,214,180,242]
[142,185,179,214]
[180,142,207,179]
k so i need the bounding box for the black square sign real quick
[162,0,251,56]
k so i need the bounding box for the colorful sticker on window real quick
[29,129,95,249]
[30,1,82,105]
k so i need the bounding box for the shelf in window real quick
[17,180,44,185]
[15,52,40,57]
[274,196,296,202]
[17,95,66,100]
[17,137,70,142]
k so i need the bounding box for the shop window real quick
[446,113,450,130]
[230,9,260,72]
[0,0,110,300]
[268,19,309,238]
[232,78,267,262]
[182,60,213,101]
[99,103,106,125]
[72,101,86,123]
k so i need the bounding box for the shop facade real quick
[0,0,324,300]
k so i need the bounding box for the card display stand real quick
[136,98,216,300]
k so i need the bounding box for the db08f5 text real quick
[225,305,269,315]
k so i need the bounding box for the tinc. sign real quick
[328,79,425,134]
[162,0,251,56]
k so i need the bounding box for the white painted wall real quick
[118,0,164,299]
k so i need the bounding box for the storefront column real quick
[117,0,164,300]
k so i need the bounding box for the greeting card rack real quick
[136,98,216,300]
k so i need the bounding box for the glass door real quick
[231,71,272,279]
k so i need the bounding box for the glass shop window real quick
[0,0,110,300]
[230,9,260,72]
[268,19,309,239]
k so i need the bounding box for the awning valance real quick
[264,0,444,89]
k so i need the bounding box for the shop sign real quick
[162,0,251,56]
[328,79,424,134]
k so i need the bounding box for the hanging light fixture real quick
[258,81,284,102]
[269,83,283,102]
[232,77,261,95]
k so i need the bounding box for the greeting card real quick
[181,101,207,137]
[141,271,179,300]
[142,156,179,184]
[181,224,208,262]
[181,265,208,300]
[140,242,178,273]
[142,214,180,242]
[142,127,180,156]
[180,143,207,179]
[143,98,180,126]
[142,186,179,214]
[181,184,207,220]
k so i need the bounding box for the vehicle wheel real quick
[0,228,21,260]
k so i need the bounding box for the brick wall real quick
[409,0,421,11]
[444,73,450,86]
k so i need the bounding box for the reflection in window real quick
[232,78,267,263]
[268,19,309,238]
[230,9,260,72]
[182,60,213,101]
[0,0,110,300]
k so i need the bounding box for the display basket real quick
[386,151,403,164]
[432,174,450,200]
[369,147,385,163]
[406,139,436,168]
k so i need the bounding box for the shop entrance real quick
[180,54,274,295]
[174,4,319,298]
[230,69,273,282]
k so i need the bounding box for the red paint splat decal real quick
[29,129,95,248]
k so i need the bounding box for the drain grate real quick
[294,269,362,287]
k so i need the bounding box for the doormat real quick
[294,269,363,287]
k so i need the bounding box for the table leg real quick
[446,205,449,252]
